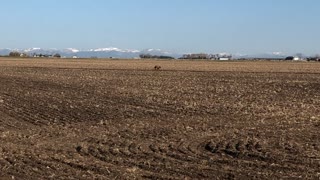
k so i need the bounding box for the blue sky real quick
[0,0,319,55]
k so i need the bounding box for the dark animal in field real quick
[154,65,161,70]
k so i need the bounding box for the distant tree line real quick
[180,53,232,60]
[180,54,209,59]
[139,54,174,59]
[9,51,28,57]
[8,51,61,58]
[32,53,61,58]
[307,56,320,61]
[285,54,320,61]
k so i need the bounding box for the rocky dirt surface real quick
[0,58,319,179]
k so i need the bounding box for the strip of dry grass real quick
[1,57,320,73]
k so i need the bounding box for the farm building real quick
[218,57,231,61]
[285,56,302,61]
[293,57,301,61]
[20,53,28,57]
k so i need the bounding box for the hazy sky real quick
[1,0,319,54]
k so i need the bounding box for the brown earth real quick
[0,58,319,179]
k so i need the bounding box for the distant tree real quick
[307,54,320,61]
[140,54,152,59]
[9,51,21,57]
[285,56,294,60]
[38,54,50,58]
[158,55,174,59]
[140,54,174,59]
[53,53,61,58]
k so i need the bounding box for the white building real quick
[219,57,231,61]
[293,57,301,61]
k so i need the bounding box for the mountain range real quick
[0,48,294,59]
[0,48,181,59]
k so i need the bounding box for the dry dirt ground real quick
[0,58,319,179]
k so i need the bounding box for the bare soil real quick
[0,58,319,179]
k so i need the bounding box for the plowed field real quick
[0,58,319,179]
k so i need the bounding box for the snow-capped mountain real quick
[0,47,180,58]
[234,52,288,59]
[0,48,302,59]
[64,48,80,53]
[89,47,140,53]
[24,48,42,52]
